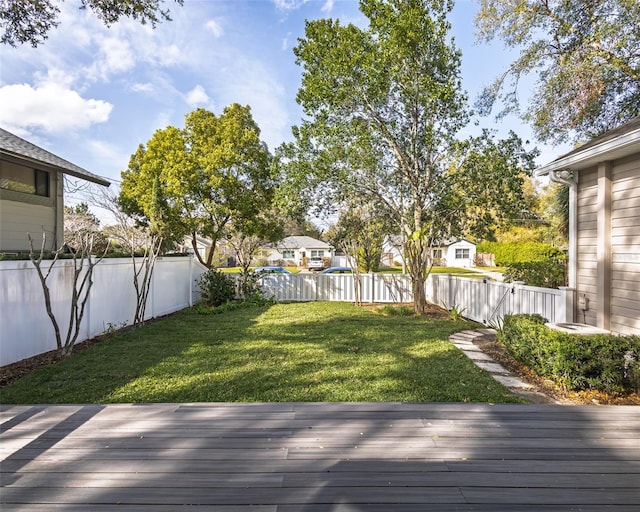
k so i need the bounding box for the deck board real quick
[1,403,639,510]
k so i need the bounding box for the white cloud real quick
[0,83,112,133]
[321,0,335,13]
[131,82,155,93]
[215,60,291,150]
[272,0,309,10]
[87,37,136,80]
[158,44,184,67]
[185,85,211,106]
[85,138,131,176]
[205,19,224,38]
[281,35,290,51]
[34,68,77,89]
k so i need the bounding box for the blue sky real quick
[1,0,571,209]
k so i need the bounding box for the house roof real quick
[0,128,111,186]
[534,116,640,176]
[273,235,332,250]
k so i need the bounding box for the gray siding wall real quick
[576,167,598,326]
[610,154,640,335]
[0,172,59,253]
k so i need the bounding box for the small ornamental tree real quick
[28,230,108,357]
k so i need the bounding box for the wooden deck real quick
[1,402,639,511]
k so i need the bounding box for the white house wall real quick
[445,240,476,268]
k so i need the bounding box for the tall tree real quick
[1,0,183,47]
[119,104,276,268]
[284,0,535,312]
[475,0,640,142]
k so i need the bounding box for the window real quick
[455,248,470,259]
[35,169,49,197]
[310,250,324,258]
[432,249,442,259]
[0,161,50,197]
[282,250,294,259]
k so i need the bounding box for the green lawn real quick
[0,302,522,404]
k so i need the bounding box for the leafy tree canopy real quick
[475,0,640,142]
[119,104,276,268]
[1,0,183,47]
[282,0,537,312]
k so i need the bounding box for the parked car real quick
[307,257,325,271]
[254,266,291,274]
[320,266,352,274]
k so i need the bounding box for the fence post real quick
[482,278,488,324]
[371,273,375,304]
[558,287,575,323]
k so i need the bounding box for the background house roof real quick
[0,128,110,187]
[272,236,332,250]
[535,116,640,176]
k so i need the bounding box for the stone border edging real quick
[449,329,559,404]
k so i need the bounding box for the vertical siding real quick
[610,155,640,335]
[576,168,598,326]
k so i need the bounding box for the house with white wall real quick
[0,128,110,253]
[534,115,640,335]
[264,236,333,267]
[381,236,476,268]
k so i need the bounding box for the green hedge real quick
[476,241,565,266]
[498,314,640,393]
[503,260,567,288]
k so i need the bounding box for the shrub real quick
[503,260,567,288]
[237,271,262,300]
[198,269,235,307]
[476,241,565,266]
[376,305,414,316]
[498,314,640,393]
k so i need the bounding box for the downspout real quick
[549,169,577,289]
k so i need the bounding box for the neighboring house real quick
[178,236,239,267]
[264,236,333,267]
[534,115,640,335]
[381,236,476,268]
[381,235,404,267]
[437,239,476,268]
[0,128,110,253]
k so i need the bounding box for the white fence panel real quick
[1,257,207,367]
[257,273,414,304]
[316,274,355,302]
[426,274,572,326]
[373,274,413,303]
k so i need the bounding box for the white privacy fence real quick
[1,262,573,368]
[426,274,573,326]
[0,257,208,367]
[258,273,414,304]
[259,273,574,326]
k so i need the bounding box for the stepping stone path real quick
[449,329,558,404]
